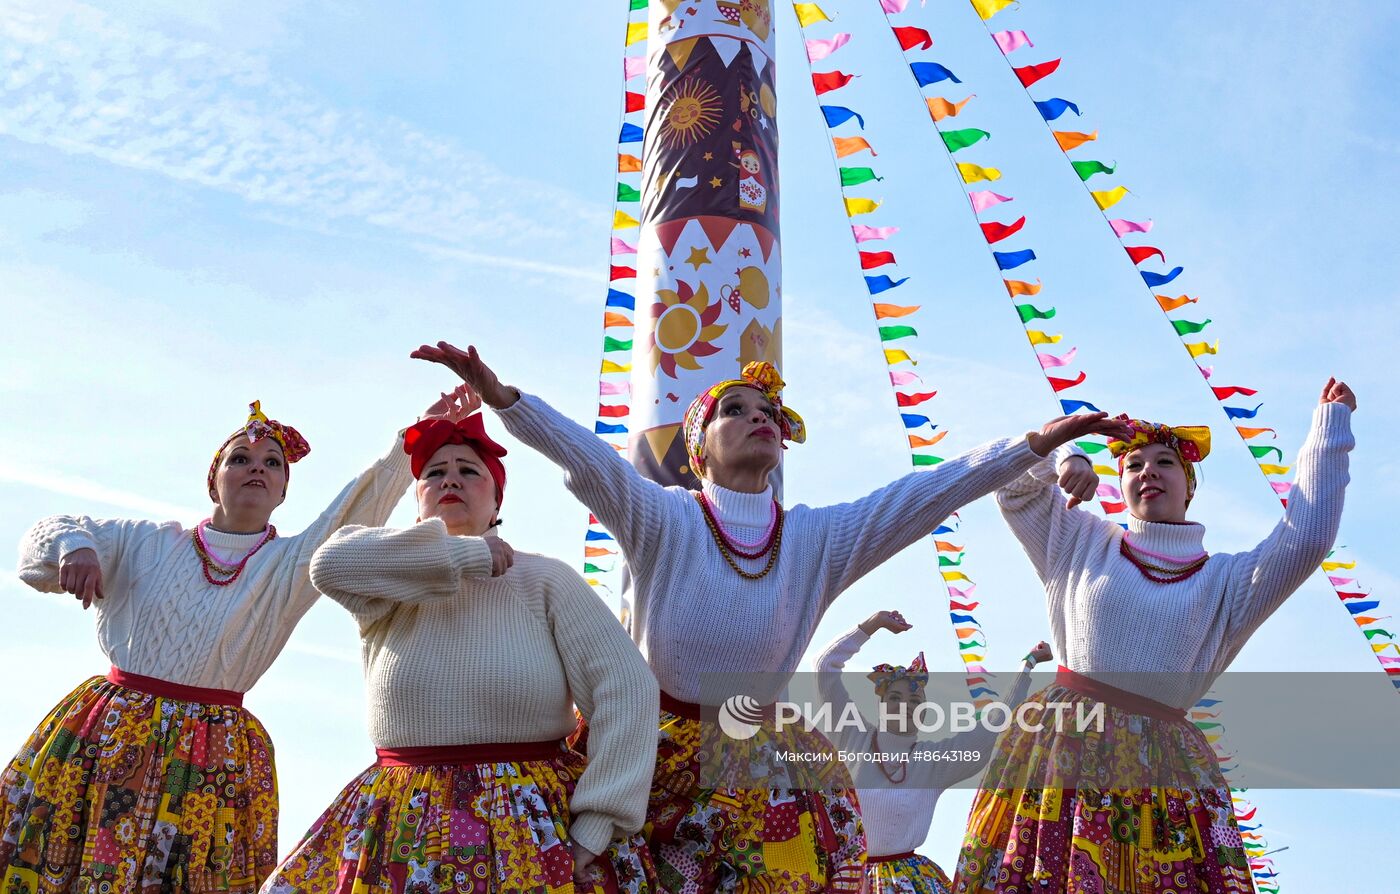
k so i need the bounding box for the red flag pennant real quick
[1125,245,1165,265]
[859,250,897,269]
[1014,58,1061,88]
[892,26,933,51]
[812,71,856,95]
[896,390,938,406]
[609,265,636,281]
[980,216,1027,244]
[625,91,645,113]
[1047,371,1087,391]
[597,404,629,418]
[1212,385,1258,400]
[950,600,980,611]
[1100,500,1126,514]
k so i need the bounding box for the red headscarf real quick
[403,415,508,503]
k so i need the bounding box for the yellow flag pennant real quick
[1185,340,1219,357]
[957,162,1001,183]
[794,2,833,26]
[1258,464,1291,476]
[626,22,647,46]
[1092,464,1117,477]
[884,349,915,365]
[844,197,881,216]
[1322,560,1357,572]
[970,0,1016,20]
[601,359,632,373]
[613,210,640,230]
[1027,330,1062,345]
[1091,185,1129,210]
[942,571,971,582]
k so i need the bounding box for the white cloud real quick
[0,462,202,520]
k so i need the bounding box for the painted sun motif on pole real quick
[632,0,782,491]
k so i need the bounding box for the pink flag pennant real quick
[880,0,908,12]
[610,237,637,255]
[889,370,922,385]
[623,55,646,80]
[806,33,852,62]
[992,29,1033,54]
[1271,481,1292,494]
[948,584,976,598]
[1037,346,1078,368]
[853,224,900,242]
[969,190,1014,213]
[1109,218,1154,237]
[1096,483,1123,500]
[1329,576,1356,586]
[1198,365,1214,379]
[598,381,632,395]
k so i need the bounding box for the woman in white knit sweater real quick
[4,400,415,894]
[261,394,659,894]
[411,341,1126,894]
[816,611,1050,894]
[955,379,1357,894]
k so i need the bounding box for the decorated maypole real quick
[629,0,783,489]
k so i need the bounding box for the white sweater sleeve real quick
[996,443,1118,584]
[815,627,873,756]
[309,519,495,630]
[544,566,660,854]
[495,392,673,570]
[17,515,167,595]
[813,436,1040,603]
[1221,402,1354,651]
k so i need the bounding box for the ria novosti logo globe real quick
[717,694,768,740]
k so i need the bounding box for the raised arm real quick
[309,519,495,630]
[1223,383,1356,650]
[544,560,659,858]
[817,414,1131,601]
[995,443,1119,583]
[413,341,672,568]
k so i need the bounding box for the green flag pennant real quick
[1363,628,1395,639]
[617,183,641,202]
[583,563,609,574]
[1074,440,1111,453]
[603,336,633,352]
[1249,445,1283,462]
[839,166,883,186]
[937,555,963,567]
[1171,318,1212,335]
[878,325,918,341]
[912,454,944,466]
[1071,159,1116,181]
[958,639,986,650]
[1016,303,1056,323]
[630,0,646,9]
[941,127,991,153]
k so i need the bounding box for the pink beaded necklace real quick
[192,520,277,587]
[697,491,779,558]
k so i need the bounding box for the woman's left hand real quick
[1026,641,1053,665]
[1319,377,1357,412]
[1026,413,1134,457]
[1057,455,1099,510]
[422,384,479,423]
[571,842,598,885]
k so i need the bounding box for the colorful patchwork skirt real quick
[954,674,1254,894]
[863,853,951,894]
[0,670,277,894]
[262,741,656,894]
[645,696,866,893]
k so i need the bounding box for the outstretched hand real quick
[1319,377,1357,412]
[411,342,519,409]
[859,609,913,636]
[1025,412,1134,458]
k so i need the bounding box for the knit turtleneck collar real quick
[700,479,774,531]
[1124,515,1207,559]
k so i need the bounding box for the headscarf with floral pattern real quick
[207,401,310,501]
[682,361,806,476]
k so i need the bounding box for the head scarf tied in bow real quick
[1107,415,1211,497]
[402,414,508,504]
[682,361,807,475]
[867,652,929,698]
[207,401,310,501]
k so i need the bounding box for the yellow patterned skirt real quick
[0,674,277,894]
[263,743,655,894]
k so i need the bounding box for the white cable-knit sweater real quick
[16,439,412,692]
[496,393,1040,705]
[308,519,659,856]
[815,628,1034,857]
[998,402,1353,708]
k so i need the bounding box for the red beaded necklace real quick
[192,520,277,587]
[1118,537,1208,584]
[869,729,919,784]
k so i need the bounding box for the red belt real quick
[106,667,243,707]
[659,690,777,722]
[375,740,565,767]
[1055,666,1186,723]
[868,851,917,864]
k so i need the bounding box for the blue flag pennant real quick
[821,105,866,129]
[606,289,636,310]
[1141,266,1184,287]
[865,274,910,294]
[910,62,961,87]
[619,123,643,143]
[993,249,1036,270]
[1034,98,1081,121]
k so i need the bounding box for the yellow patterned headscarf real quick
[682,362,806,475]
[207,401,310,501]
[1108,415,1210,496]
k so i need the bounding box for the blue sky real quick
[1,0,1397,886]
